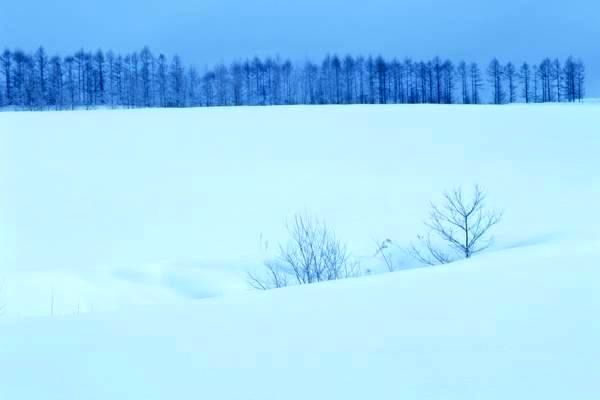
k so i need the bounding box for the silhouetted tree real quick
[34,47,48,108]
[458,61,470,104]
[551,59,563,102]
[169,55,185,107]
[0,49,12,106]
[48,56,63,109]
[519,62,532,103]
[504,62,517,103]
[487,58,504,104]
[574,59,585,102]
[469,62,483,104]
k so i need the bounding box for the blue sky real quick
[1,0,598,94]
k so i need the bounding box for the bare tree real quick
[504,62,517,103]
[551,59,563,102]
[34,47,48,108]
[248,213,358,290]
[48,56,64,109]
[1,49,12,106]
[519,62,532,103]
[457,61,470,104]
[411,186,502,265]
[539,58,553,102]
[469,62,483,104]
[487,58,504,104]
[574,59,585,102]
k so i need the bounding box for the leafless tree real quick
[411,185,502,265]
[248,213,358,290]
[504,62,517,103]
[457,61,470,104]
[519,62,532,103]
[469,62,483,104]
[488,58,504,104]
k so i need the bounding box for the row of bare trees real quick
[0,47,586,110]
[251,186,502,289]
[486,58,585,104]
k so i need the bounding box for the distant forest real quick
[0,47,586,110]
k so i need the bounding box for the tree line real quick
[0,47,586,110]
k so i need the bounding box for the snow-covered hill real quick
[1,104,600,316]
[1,104,599,398]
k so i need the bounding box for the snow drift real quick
[1,238,599,399]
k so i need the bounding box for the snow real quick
[1,237,599,399]
[1,104,600,315]
[1,104,600,398]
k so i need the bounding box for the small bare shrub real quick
[249,213,359,290]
